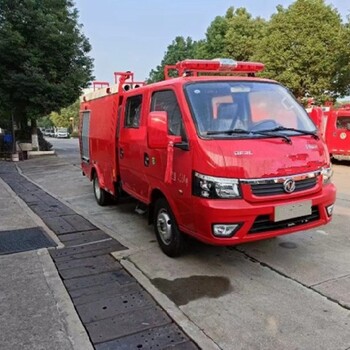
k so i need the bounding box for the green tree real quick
[254,0,350,100]
[203,11,230,59]
[49,99,79,131]
[224,7,266,61]
[0,0,93,130]
[147,36,200,83]
[147,7,267,82]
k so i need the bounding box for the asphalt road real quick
[21,137,350,350]
[47,136,80,164]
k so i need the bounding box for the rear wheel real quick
[93,173,111,206]
[154,198,185,257]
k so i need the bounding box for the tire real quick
[154,198,185,257]
[93,173,111,206]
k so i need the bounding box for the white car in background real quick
[55,127,69,138]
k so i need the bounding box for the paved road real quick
[21,138,350,350]
[48,137,80,165]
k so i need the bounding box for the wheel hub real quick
[157,210,172,245]
[94,179,101,199]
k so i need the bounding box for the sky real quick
[74,0,350,83]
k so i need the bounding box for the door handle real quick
[144,153,150,167]
[119,148,124,159]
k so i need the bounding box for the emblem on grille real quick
[283,178,296,193]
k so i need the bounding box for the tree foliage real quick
[147,7,266,83]
[203,12,230,59]
[254,0,350,99]
[0,0,93,126]
[148,0,350,100]
[224,7,266,61]
[147,36,201,83]
[48,99,79,129]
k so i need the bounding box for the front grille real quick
[251,177,317,196]
[248,206,320,234]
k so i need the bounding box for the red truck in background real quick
[308,104,350,161]
[79,58,336,257]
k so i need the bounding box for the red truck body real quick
[308,104,350,161]
[80,59,336,256]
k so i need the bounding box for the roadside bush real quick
[38,129,52,151]
[70,131,79,138]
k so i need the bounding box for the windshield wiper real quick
[206,128,292,143]
[262,126,319,140]
[206,128,250,136]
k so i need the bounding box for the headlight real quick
[321,167,333,184]
[193,172,241,199]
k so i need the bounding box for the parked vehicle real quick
[79,58,336,257]
[308,104,350,161]
[55,127,69,138]
[43,128,55,137]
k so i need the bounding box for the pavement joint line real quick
[7,163,198,349]
[36,248,94,350]
[309,273,350,288]
[111,244,156,261]
[56,237,114,249]
[16,165,134,249]
[119,257,220,350]
[234,246,350,311]
[0,177,63,248]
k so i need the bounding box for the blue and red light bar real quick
[165,58,264,79]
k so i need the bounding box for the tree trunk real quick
[31,118,39,150]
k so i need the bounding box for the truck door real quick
[145,89,194,231]
[118,93,149,201]
[326,111,350,156]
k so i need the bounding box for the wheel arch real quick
[148,188,166,225]
[90,165,105,188]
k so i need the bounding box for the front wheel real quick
[154,198,185,257]
[93,173,111,206]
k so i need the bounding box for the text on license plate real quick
[274,201,312,222]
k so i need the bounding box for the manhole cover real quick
[0,227,56,255]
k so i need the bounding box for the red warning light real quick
[165,58,264,79]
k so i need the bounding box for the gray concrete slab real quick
[235,219,350,286]
[0,166,93,350]
[0,249,93,350]
[14,144,350,350]
[313,274,350,309]
[0,182,38,231]
[128,245,350,350]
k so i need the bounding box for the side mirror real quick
[148,111,184,149]
[148,111,168,149]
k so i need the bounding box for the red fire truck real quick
[308,104,350,161]
[79,59,336,257]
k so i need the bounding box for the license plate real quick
[274,201,312,222]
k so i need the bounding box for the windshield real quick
[185,81,316,138]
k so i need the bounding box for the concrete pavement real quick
[0,162,93,350]
[1,142,350,350]
[0,160,200,350]
[18,137,350,350]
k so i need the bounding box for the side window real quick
[151,90,185,138]
[336,116,350,130]
[125,95,142,128]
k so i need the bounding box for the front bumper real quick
[181,184,336,246]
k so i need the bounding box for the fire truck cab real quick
[80,59,336,257]
[308,104,350,161]
[324,105,350,161]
